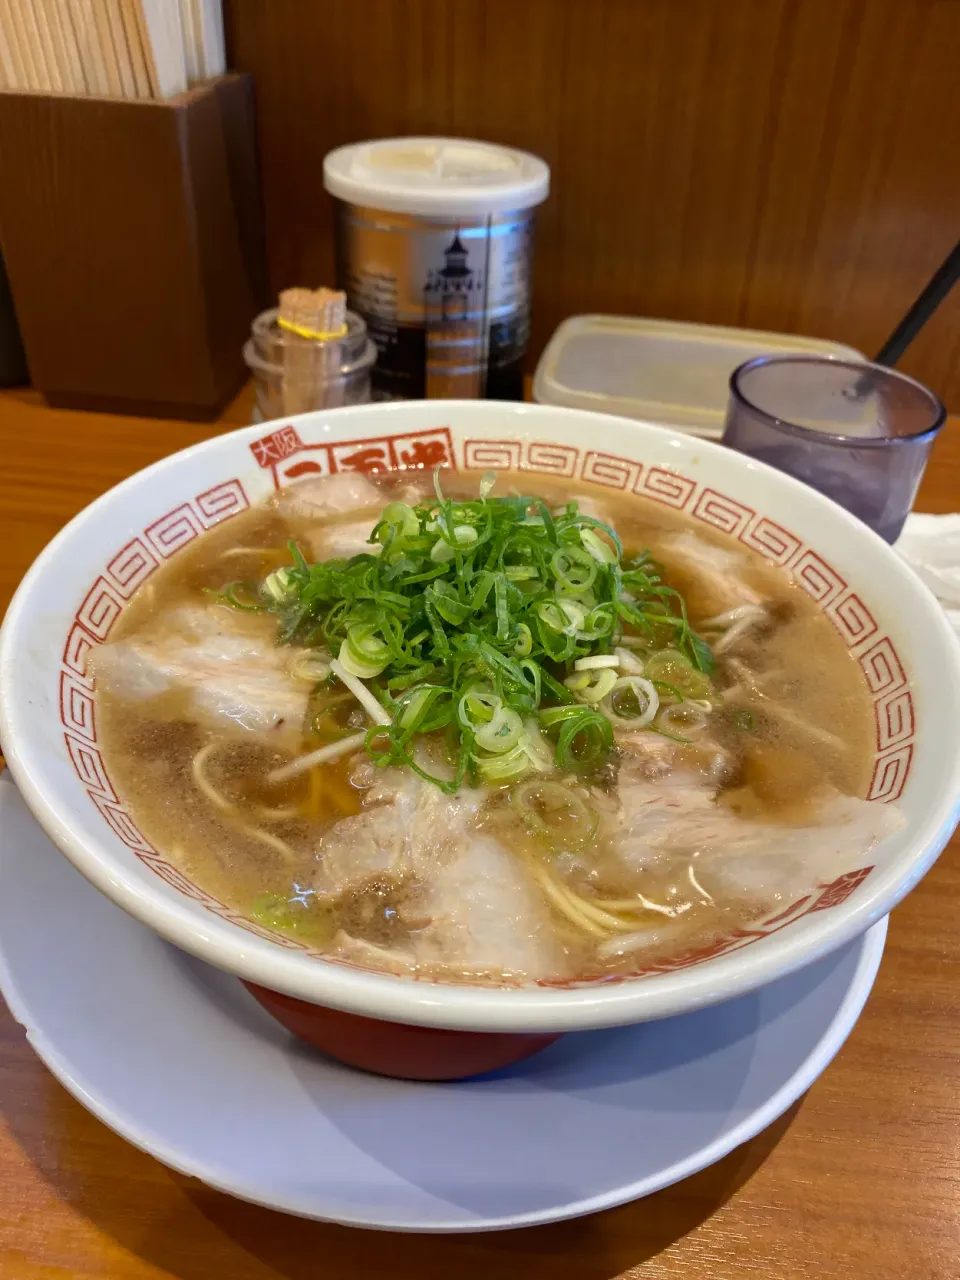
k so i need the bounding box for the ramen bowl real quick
[2,401,959,1080]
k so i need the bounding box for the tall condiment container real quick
[323,137,550,401]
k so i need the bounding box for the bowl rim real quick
[2,400,959,1033]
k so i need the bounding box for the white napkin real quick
[895,513,960,636]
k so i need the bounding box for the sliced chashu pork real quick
[613,755,903,910]
[416,832,567,980]
[568,493,615,524]
[616,726,733,786]
[654,528,764,616]
[273,471,383,522]
[316,769,568,983]
[311,768,485,900]
[91,604,308,741]
[274,472,423,561]
[597,753,903,961]
[314,518,382,559]
[568,502,763,617]
[273,472,384,561]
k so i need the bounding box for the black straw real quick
[874,238,960,366]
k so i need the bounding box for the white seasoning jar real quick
[323,137,550,402]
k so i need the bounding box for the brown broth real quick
[96,472,878,984]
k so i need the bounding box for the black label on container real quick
[363,316,427,400]
[484,317,527,401]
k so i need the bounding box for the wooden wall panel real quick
[225,0,960,409]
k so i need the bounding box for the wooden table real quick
[1,388,958,1279]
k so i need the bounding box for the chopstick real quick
[0,0,224,99]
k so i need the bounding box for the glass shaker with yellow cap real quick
[243,286,377,422]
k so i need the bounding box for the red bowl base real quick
[244,982,561,1081]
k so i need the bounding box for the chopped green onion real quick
[379,502,419,538]
[252,478,711,790]
[550,546,598,595]
[398,686,437,731]
[555,708,613,770]
[458,684,501,730]
[603,676,659,727]
[209,581,265,612]
[540,706,594,733]
[564,672,591,692]
[339,623,390,678]
[513,779,599,852]
[430,524,480,563]
[329,658,392,725]
[251,893,302,931]
[574,654,620,671]
[580,527,618,564]
[519,718,554,771]
[579,604,616,640]
[476,742,531,784]
[287,650,331,684]
[538,598,585,636]
[539,704,614,771]
[518,658,542,705]
[337,642,385,679]
[475,707,524,755]
[644,650,712,700]
[573,667,618,704]
[537,600,566,633]
[514,623,533,656]
[262,568,295,605]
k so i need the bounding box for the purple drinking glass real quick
[723,356,946,543]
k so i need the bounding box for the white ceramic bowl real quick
[2,401,959,1036]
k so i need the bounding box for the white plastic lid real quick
[323,137,550,218]
[533,315,865,438]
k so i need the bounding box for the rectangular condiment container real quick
[533,315,864,438]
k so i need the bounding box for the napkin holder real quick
[0,74,267,419]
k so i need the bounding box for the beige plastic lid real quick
[323,137,550,218]
[533,315,865,438]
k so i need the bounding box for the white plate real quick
[0,776,887,1233]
